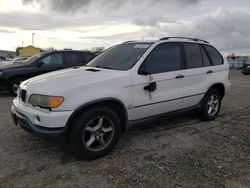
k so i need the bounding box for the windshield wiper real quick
[94,66,114,70]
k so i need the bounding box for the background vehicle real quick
[12,56,29,64]
[242,62,250,74]
[0,56,6,61]
[11,37,230,159]
[0,56,30,66]
[0,50,96,94]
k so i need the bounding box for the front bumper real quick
[11,105,65,142]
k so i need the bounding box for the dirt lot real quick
[0,70,249,188]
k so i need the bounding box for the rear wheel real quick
[69,105,121,160]
[200,89,222,121]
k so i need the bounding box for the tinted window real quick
[201,46,211,67]
[23,52,45,65]
[140,43,181,74]
[41,53,63,65]
[88,43,152,70]
[79,53,94,64]
[184,43,203,69]
[65,53,79,65]
[204,45,223,65]
[84,53,95,63]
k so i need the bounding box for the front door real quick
[35,52,64,76]
[131,42,184,120]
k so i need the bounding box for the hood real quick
[0,62,27,71]
[21,66,127,94]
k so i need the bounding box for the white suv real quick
[11,37,231,159]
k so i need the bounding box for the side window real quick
[140,43,181,74]
[41,53,63,65]
[184,43,203,69]
[65,53,79,65]
[204,45,223,65]
[79,53,94,64]
[200,46,212,67]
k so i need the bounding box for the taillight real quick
[228,70,231,80]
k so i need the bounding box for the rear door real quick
[64,52,79,68]
[78,52,95,65]
[35,52,64,76]
[182,43,214,108]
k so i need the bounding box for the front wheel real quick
[69,106,121,160]
[200,89,222,121]
[9,78,23,95]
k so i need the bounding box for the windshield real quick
[87,43,152,70]
[22,52,47,65]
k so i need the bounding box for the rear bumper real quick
[11,105,65,142]
[224,82,231,94]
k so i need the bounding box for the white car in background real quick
[11,37,231,159]
[0,56,29,66]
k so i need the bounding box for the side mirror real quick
[138,68,150,75]
[37,62,44,67]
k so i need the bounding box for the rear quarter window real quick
[204,45,223,65]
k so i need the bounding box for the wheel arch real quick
[207,82,225,99]
[64,98,129,142]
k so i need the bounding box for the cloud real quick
[0,29,15,33]
[22,0,201,13]
[147,7,250,54]
[0,11,69,30]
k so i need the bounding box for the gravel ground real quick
[0,70,249,188]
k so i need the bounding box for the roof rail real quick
[160,37,209,44]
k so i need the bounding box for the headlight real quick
[28,94,64,109]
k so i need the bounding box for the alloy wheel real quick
[207,94,219,117]
[82,116,114,152]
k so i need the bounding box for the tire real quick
[9,78,23,95]
[69,105,121,160]
[200,89,222,121]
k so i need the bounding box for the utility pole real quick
[22,41,24,47]
[32,33,35,46]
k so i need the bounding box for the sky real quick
[0,0,250,56]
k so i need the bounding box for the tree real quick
[227,53,235,60]
[91,47,105,53]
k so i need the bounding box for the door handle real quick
[207,70,213,74]
[144,82,157,92]
[175,74,184,79]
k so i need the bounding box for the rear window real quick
[184,43,203,69]
[204,45,223,65]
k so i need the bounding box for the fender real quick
[207,82,225,98]
[64,97,129,140]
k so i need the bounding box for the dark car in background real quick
[242,62,250,75]
[0,50,96,94]
[0,56,6,61]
